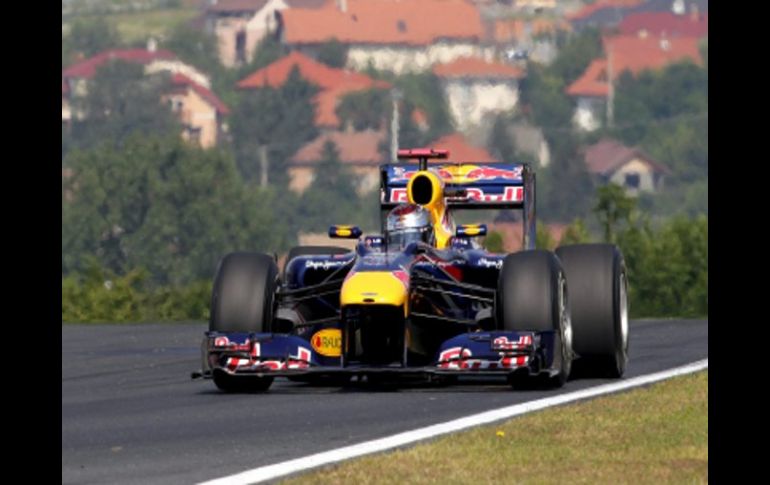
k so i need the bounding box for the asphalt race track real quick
[62,319,707,484]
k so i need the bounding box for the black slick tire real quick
[496,250,573,388]
[209,252,278,392]
[555,244,629,378]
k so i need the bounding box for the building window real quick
[624,172,640,189]
[186,126,202,145]
[236,30,247,65]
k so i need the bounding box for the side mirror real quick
[456,224,487,237]
[329,225,362,239]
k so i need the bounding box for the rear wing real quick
[379,149,537,250]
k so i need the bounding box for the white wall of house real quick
[145,60,211,88]
[573,96,604,132]
[608,158,660,194]
[443,79,519,131]
[62,97,71,122]
[213,16,250,67]
[245,0,286,61]
[347,43,495,74]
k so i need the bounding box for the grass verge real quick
[282,371,708,484]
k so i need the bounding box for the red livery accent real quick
[492,335,533,351]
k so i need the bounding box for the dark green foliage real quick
[537,132,595,222]
[584,186,708,318]
[487,114,518,162]
[68,60,180,152]
[559,218,591,245]
[230,66,319,186]
[62,258,212,322]
[336,88,391,131]
[237,34,287,79]
[62,135,294,285]
[164,24,222,79]
[484,231,505,253]
[535,225,556,250]
[593,183,637,243]
[296,141,363,231]
[396,72,454,140]
[603,59,708,217]
[317,38,348,68]
[62,17,123,67]
[616,216,708,318]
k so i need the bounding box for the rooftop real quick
[281,0,485,46]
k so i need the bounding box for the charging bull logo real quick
[391,165,523,184]
[390,186,523,204]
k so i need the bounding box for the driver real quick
[385,204,435,248]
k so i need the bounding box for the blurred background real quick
[61,0,707,322]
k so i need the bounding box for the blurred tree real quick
[63,17,122,66]
[559,218,591,245]
[229,66,319,186]
[164,24,222,78]
[62,136,294,285]
[488,113,518,162]
[337,88,390,131]
[484,231,505,253]
[593,183,637,243]
[296,140,361,231]
[69,60,180,151]
[317,38,348,68]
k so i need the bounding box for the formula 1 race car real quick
[193,148,629,392]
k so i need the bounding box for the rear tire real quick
[555,244,628,378]
[497,250,573,388]
[209,252,279,333]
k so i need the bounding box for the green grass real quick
[63,8,198,44]
[106,8,198,43]
[282,371,708,484]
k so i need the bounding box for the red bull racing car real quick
[193,149,629,392]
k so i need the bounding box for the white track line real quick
[199,359,708,485]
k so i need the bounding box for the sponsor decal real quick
[491,335,533,351]
[390,188,409,203]
[478,258,503,269]
[287,347,312,369]
[390,165,523,184]
[438,346,472,369]
[311,329,342,357]
[391,187,524,204]
[214,336,229,347]
[305,259,353,270]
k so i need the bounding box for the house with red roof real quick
[583,138,670,194]
[200,0,329,68]
[237,51,391,128]
[288,128,386,194]
[432,57,525,132]
[618,10,708,37]
[278,0,490,74]
[62,46,229,148]
[566,33,703,131]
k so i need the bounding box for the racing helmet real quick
[385,204,435,248]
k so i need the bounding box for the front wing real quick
[192,330,561,381]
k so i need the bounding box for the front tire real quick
[209,252,278,334]
[555,244,628,378]
[497,250,573,388]
[209,252,278,392]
